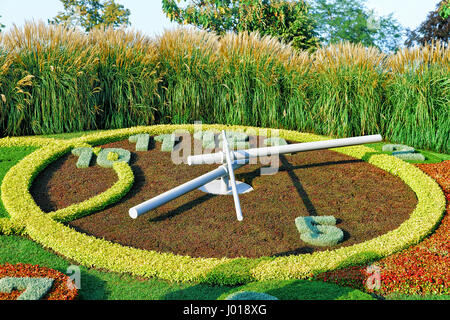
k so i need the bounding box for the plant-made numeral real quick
[129,134,150,151]
[0,277,54,300]
[295,216,344,247]
[264,137,288,147]
[72,147,131,168]
[218,131,249,149]
[71,147,94,168]
[382,144,425,161]
[194,130,249,150]
[97,148,131,168]
[72,130,256,170]
[155,134,179,152]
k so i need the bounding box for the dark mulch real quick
[30,136,418,259]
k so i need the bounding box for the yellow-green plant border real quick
[47,161,134,222]
[0,125,446,284]
[0,137,134,226]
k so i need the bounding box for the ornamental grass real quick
[0,23,449,153]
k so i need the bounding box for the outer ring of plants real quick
[0,125,446,285]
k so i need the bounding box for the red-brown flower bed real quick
[0,263,78,300]
[315,160,450,296]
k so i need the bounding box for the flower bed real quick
[0,263,78,300]
[315,161,449,295]
[0,125,446,285]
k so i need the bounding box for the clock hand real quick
[222,130,243,221]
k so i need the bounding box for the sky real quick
[0,0,442,38]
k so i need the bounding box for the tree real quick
[309,0,404,52]
[405,1,449,47]
[50,0,131,32]
[439,0,450,19]
[161,0,319,51]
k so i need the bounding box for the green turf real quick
[217,279,375,300]
[0,235,376,300]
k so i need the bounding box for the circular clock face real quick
[29,133,417,259]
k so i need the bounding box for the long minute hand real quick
[221,130,243,221]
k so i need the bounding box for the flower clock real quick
[0,124,445,290]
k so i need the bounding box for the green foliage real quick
[0,22,160,136]
[439,0,450,19]
[50,0,131,32]
[0,236,377,300]
[383,43,449,153]
[161,0,319,51]
[0,147,38,221]
[309,0,403,52]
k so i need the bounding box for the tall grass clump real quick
[308,42,387,138]
[0,22,98,135]
[89,27,161,129]
[156,28,220,124]
[384,42,450,153]
[215,31,312,129]
[157,29,312,129]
